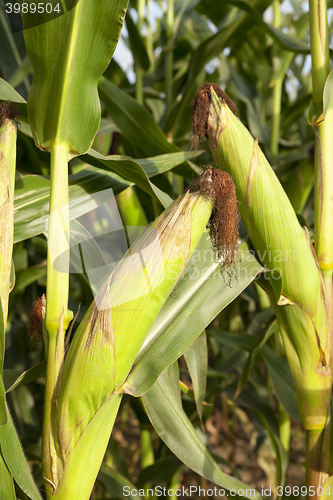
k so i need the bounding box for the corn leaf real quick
[83,149,201,179]
[98,77,179,157]
[98,77,196,177]
[224,381,288,486]
[14,147,195,243]
[3,362,46,394]
[0,78,26,103]
[98,464,139,500]
[14,169,130,243]
[235,320,278,399]
[81,149,176,208]
[0,377,6,425]
[216,332,300,422]
[0,452,16,500]
[24,0,129,155]
[226,0,309,52]
[0,404,42,500]
[183,331,207,421]
[143,362,261,499]
[121,235,263,396]
[136,456,182,488]
[260,345,300,422]
[163,0,272,135]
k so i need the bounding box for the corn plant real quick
[1,0,333,499]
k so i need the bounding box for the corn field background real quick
[0,0,333,499]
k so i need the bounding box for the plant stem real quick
[165,0,174,109]
[309,0,333,366]
[43,142,72,495]
[270,77,282,158]
[309,0,330,117]
[270,0,282,158]
[278,402,290,455]
[146,0,154,69]
[306,429,324,500]
[307,0,333,491]
[136,0,145,104]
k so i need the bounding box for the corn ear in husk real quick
[52,170,236,499]
[0,102,18,347]
[194,85,331,430]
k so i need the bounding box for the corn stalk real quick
[23,1,129,494]
[308,0,333,492]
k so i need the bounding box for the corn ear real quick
[199,86,331,430]
[0,102,17,344]
[53,182,220,497]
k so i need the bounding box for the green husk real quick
[0,102,17,361]
[200,86,331,430]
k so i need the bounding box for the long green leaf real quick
[14,147,196,243]
[98,464,139,499]
[84,149,201,178]
[24,0,129,155]
[235,320,278,399]
[226,0,309,52]
[183,331,207,420]
[14,146,197,243]
[143,363,261,499]
[260,345,300,422]
[0,405,42,500]
[0,78,26,103]
[121,236,264,396]
[136,456,182,488]
[0,377,6,425]
[82,149,177,207]
[164,0,272,135]
[0,5,29,98]
[98,77,196,177]
[0,451,16,500]
[224,381,288,486]
[14,168,130,243]
[3,362,46,394]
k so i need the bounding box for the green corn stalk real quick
[48,182,219,499]
[197,86,332,432]
[308,0,333,491]
[23,2,129,493]
[309,0,333,368]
